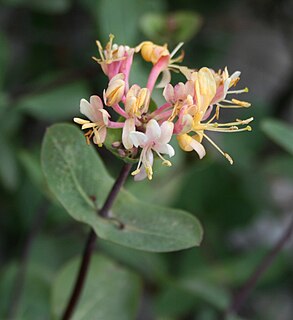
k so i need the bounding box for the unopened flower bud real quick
[136,41,170,64]
[104,73,125,106]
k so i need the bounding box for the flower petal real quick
[93,126,107,145]
[98,109,110,125]
[156,69,171,88]
[154,143,175,157]
[177,133,205,159]
[90,95,103,110]
[134,166,147,181]
[195,67,217,113]
[159,121,174,144]
[145,148,154,167]
[145,119,161,141]
[189,138,206,159]
[163,83,174,103]
[129,131,147,148]
[80,98,100,123]
[122,118,136,149]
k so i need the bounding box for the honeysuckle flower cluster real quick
[74,35,253,181]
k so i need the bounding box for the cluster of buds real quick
[74,34,253,181]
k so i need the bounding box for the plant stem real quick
[225,216,293,317]
[61,162,132,320]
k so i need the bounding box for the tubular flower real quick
[173,68,253,164]
[104,73,125,106]
[125,85,150,118]
[122,85,150,150]
[74,35,253,181]
[136,41,184,92]
[74,96,110,146]
[93,34,134,86]
[130,119,175,181]
[210,67,251,113]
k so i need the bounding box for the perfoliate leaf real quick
[41,124,203,252]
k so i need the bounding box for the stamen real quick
[132,148,145,176]
[206,112,218,124]
[170,42,184,58]
[231,99,251,107]
[203,126,251,133]
[131,168,140,176]
[227,87,249,94]
[146,166,153,180]
[73,118,90,125]
[96,40,105,61]
[81,122,98,130]
[162,160,172,167]
[155,150,172,167]
[217,102,251,108]
[203,133,234,165]
[84,129,94,145]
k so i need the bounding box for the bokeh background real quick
[0,0,293,319]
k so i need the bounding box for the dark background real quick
[0,0,293,319]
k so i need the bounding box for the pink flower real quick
[129,119,175,181]
[163,81,194,105]
[93,34,134,83]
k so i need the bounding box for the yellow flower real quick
[174,68,253,164]
[136,41,170,64]
[125,85,150,117]
[103,73,125,106]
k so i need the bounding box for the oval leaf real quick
[41,124,203,252]
[17,81,89,121]
[52,255,141,320]
[262,119,293,155]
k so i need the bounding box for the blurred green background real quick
[0,0,293,319]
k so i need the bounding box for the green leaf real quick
[264,155,293,180]
[1,0,71,14]
[177,278,230,310]
[154,286,195,318]
[99,240,168,281]
[52,254,141,320]
[95,0,166,45]
[18,150,44,191]
[104,128,138,164]
[262,119,293,155]
[41,124,203,252]
[0,134,19,190]
[141,11,202,44]
[0,262,51,320]
[194,249,288,287]
[0,33,9,88]
[27,0,71,13]
[17,81,89,121]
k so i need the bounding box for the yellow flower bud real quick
[137,41,170,64]
[104,73,125,106]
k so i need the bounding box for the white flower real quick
[129,119,175,181]
[73,95,110,146]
